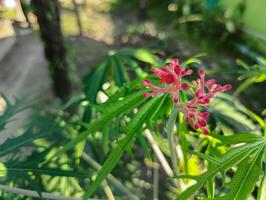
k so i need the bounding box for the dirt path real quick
[0,34,49,97]
[0,34,50,143]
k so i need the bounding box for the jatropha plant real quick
[1,52,266,200]
[143,58,232,134]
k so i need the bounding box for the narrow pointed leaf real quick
[216,145,265,200]
[54,91,146,158]
[83,96,164,199]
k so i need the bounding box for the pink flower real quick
[143,59,193,103]
[142,58,232,135]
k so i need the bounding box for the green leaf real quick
[210,133,263,146]
[172,175,201,181]
[237,106,266,130]
[176,142,262,200]
[184,149,221,165]
[182,53,206,66]
[83,59,109,103]
[210,94,258,134]
[216,145,265,200]
[234,78,256,96]
[257,170,266,200]
[83,96,164,199]
[111,55,126,86]
[0,166,90,178]
[120,48,164,66]
[236,59,249,69]
[52,90,146,160]
[0,128,58,157]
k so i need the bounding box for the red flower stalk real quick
[143,58,232,135]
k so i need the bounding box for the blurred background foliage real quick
[0,0,265,199]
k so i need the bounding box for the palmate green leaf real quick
[210,133,264,146]
[216,145,265,200]
[83,96,164,199]
[176,142,262,200]
[53,90,146,159]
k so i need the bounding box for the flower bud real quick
[181,83,189,90]
[174,65,181,74]
[198,69,205,77]
[164,74,175,84]
[180,70,186,76]
[173,96,179,103]
[143,92,151,97]
[223,84,232,90]
[202,128,209,135]
[188,112,194,118]
[206,79,216,85]
[199,118,207,127]
[186,69,193,75]
[194,122,200,129]
[143,80,151,86]
[201,112,209,118]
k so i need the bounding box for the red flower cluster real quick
[143,58,232,134]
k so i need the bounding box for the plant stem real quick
[101,181,115,200]
[81,152,139,200]
[0,184,79,200]
[166,106,179,175]
[144,129,174,177]
[153,157,159,200]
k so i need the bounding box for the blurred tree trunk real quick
[31,0,72,101]
[19,0,31,27]
[72,0,83,36]
[138,0,147,20]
